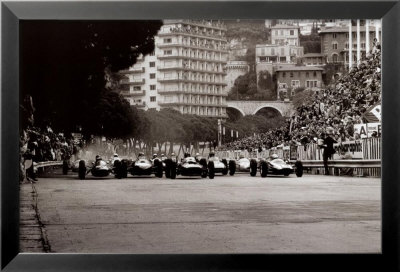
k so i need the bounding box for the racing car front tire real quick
[221,159,228,175]
[229,160,236,176]
[78,160,86,180]
[295,160,303,177]
[260,161,268,178]
[170,161,177,179]
[250,159,257,177]
[208,161,215,179]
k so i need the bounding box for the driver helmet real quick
[95,155,100,160]
[138,152,145,158]
[152,153,158,159]
[171,152,176,156]
[113,153,118,157]
[195,153,200,157]
[184,152,190,158]
[209,151,215,157]
[161,154,165,157]
[271,154,279,159]
[239,154,245,159]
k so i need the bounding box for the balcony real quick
[120,67,145,74]
[131,101,146,107]
[157,54,228,63]
[120,78,145,85]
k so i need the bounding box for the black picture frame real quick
[2,1,399,271]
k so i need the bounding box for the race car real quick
[164,153,213,179]
[257,154,303,177]
[78,156,112,179]
[126,153,163,178]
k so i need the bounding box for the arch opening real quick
[253,106,282,119]
[226,107,244,122]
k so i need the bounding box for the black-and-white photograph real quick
[19,19,381,254]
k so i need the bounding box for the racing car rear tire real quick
[199,158,207,168]
[221,159,228,175]
[154,159,163,178]
[114,160,122,179]
[260,161,268,178]
[295,160,303,177]
[228,160,236,176]
[250,159,257,177]
[170,161,177,179]
[62,160,69,175]
[164,159,171,178]
[78,160,86,180]
[121,159,128,178]
[208,161,215,179]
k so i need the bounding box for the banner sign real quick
[333,140,363,159]
[354,123,381,138]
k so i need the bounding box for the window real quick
[306,80,318,88]
[290,30,294,36]
[290,72,294,78]
[332,43,338,50]
[150,73,156,79]
[361,32,365,38]
[306,72,309,77]
[150,85,156,90]
[149,51,155,56]
[261,48,265,55]
[282,72,286,78]
[291,80,300,87]
[332,54,338,63]
[313,71,317,77]
[259,56,266,62]
[333,33,337,38]
[149,62,155,67]
[361,43,366,49]
[271,48,275,55]
[164,50,172,55]
[345,43,349,49]
[163,38,172,43]
[275,30,278,36]
[345,33,349,38]
[150,96,156,102]
[133,86,141,91]
[353,43,357,49]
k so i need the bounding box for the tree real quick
[20,21,163,139]
[292,89,315,108]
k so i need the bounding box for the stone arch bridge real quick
[226,100,295,118]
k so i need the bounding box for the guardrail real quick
[290,159,381,177]
[36,161,63,169]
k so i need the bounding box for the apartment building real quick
[119,20,229,118]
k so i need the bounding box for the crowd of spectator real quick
[220,41,381,152]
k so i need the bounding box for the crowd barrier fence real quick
[216,137,381,177]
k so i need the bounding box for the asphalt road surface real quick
[31,172,381,254]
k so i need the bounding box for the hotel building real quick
[119,20,229,118]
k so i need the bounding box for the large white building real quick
[119,20,229,118]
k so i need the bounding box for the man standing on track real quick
[322,127,337,175]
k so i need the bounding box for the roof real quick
[319,26,373,33]
[302,53,326,57]
[276,66,324,72]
